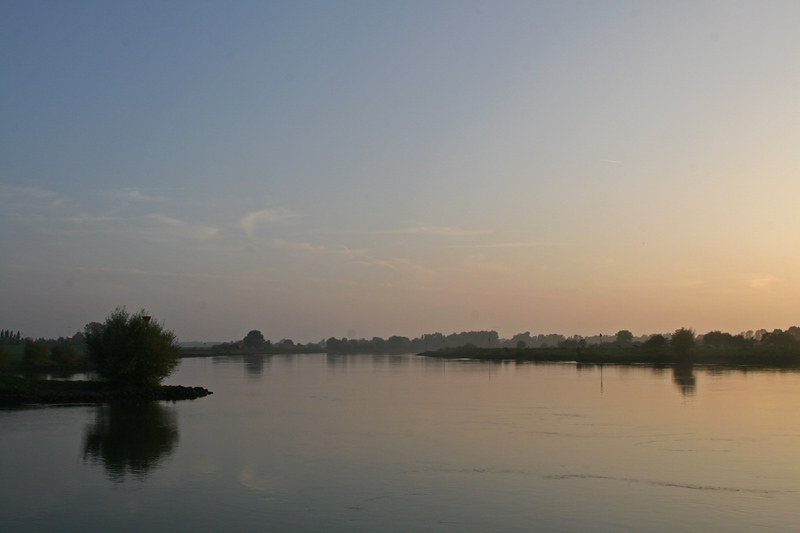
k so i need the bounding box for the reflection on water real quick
[82,402,179,481]
[242,354,266,377]
[672,364,696,396]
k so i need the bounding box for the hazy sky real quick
[3,1,800,342]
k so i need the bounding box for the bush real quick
[23,341,50,365]
[85,308,180,387]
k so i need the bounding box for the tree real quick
[760,329,796,348]
[615,330,633,345]
[84,307,180,387]
[670,327,695,354]
[642,334,667,349]
[242,330,266,349]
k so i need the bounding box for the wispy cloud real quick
[59,214,121,224]
[273,239,438,281]
[749,275,781,289]
[240,208,297,237]
[66,265,237,281]
[107,188,167,202]
[452,242,571,249]
[144,213,219,241]
[376,225,492,237]
[0,184,59,200]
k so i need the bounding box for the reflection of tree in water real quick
[672,364,696,396]
[243,354,265,377]
[83,402,179,481]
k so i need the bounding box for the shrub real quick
[84,307,180,387]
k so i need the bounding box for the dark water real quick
[2,355,799,531]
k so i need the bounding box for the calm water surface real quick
[2,354,799,531]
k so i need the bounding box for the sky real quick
[2,1,800,343]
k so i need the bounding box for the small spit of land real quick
[0,375,212,406]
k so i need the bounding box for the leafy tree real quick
[670,328,695,353]
[242,330,266,349]
[615,330,633,345]
[642,334,667,349]
[85,307,180,387]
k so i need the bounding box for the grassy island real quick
[0,375,212,406]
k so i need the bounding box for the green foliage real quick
[670,328,696,353]
[23,341,50,365]
[85,307,180,387]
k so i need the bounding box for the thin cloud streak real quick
[375,225,493,237]
[273,239,438,279]
[240,208,297,237]
[452,242,572,249]
[0,183,59,199]
[107,188,167,202]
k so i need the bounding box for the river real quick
[1,354,799,531]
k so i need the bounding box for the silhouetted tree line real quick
[326,326,800,355]
[326,330,581,354]
[210,330,325,354]
[0,327,86,348]
[0,330,22,345]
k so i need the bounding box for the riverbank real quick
[0,375,212,406]
[419,345,800,367]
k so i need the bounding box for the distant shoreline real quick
[419,346,800,368]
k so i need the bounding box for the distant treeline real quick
[10,323,800,361]
[326,331,539,354]
[197,329,325,356]
[326,327,800,354]
[0,327,86,347]
[187,326,800,357]
[421,327,800,367]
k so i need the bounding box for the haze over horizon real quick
[3,1,800,343]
